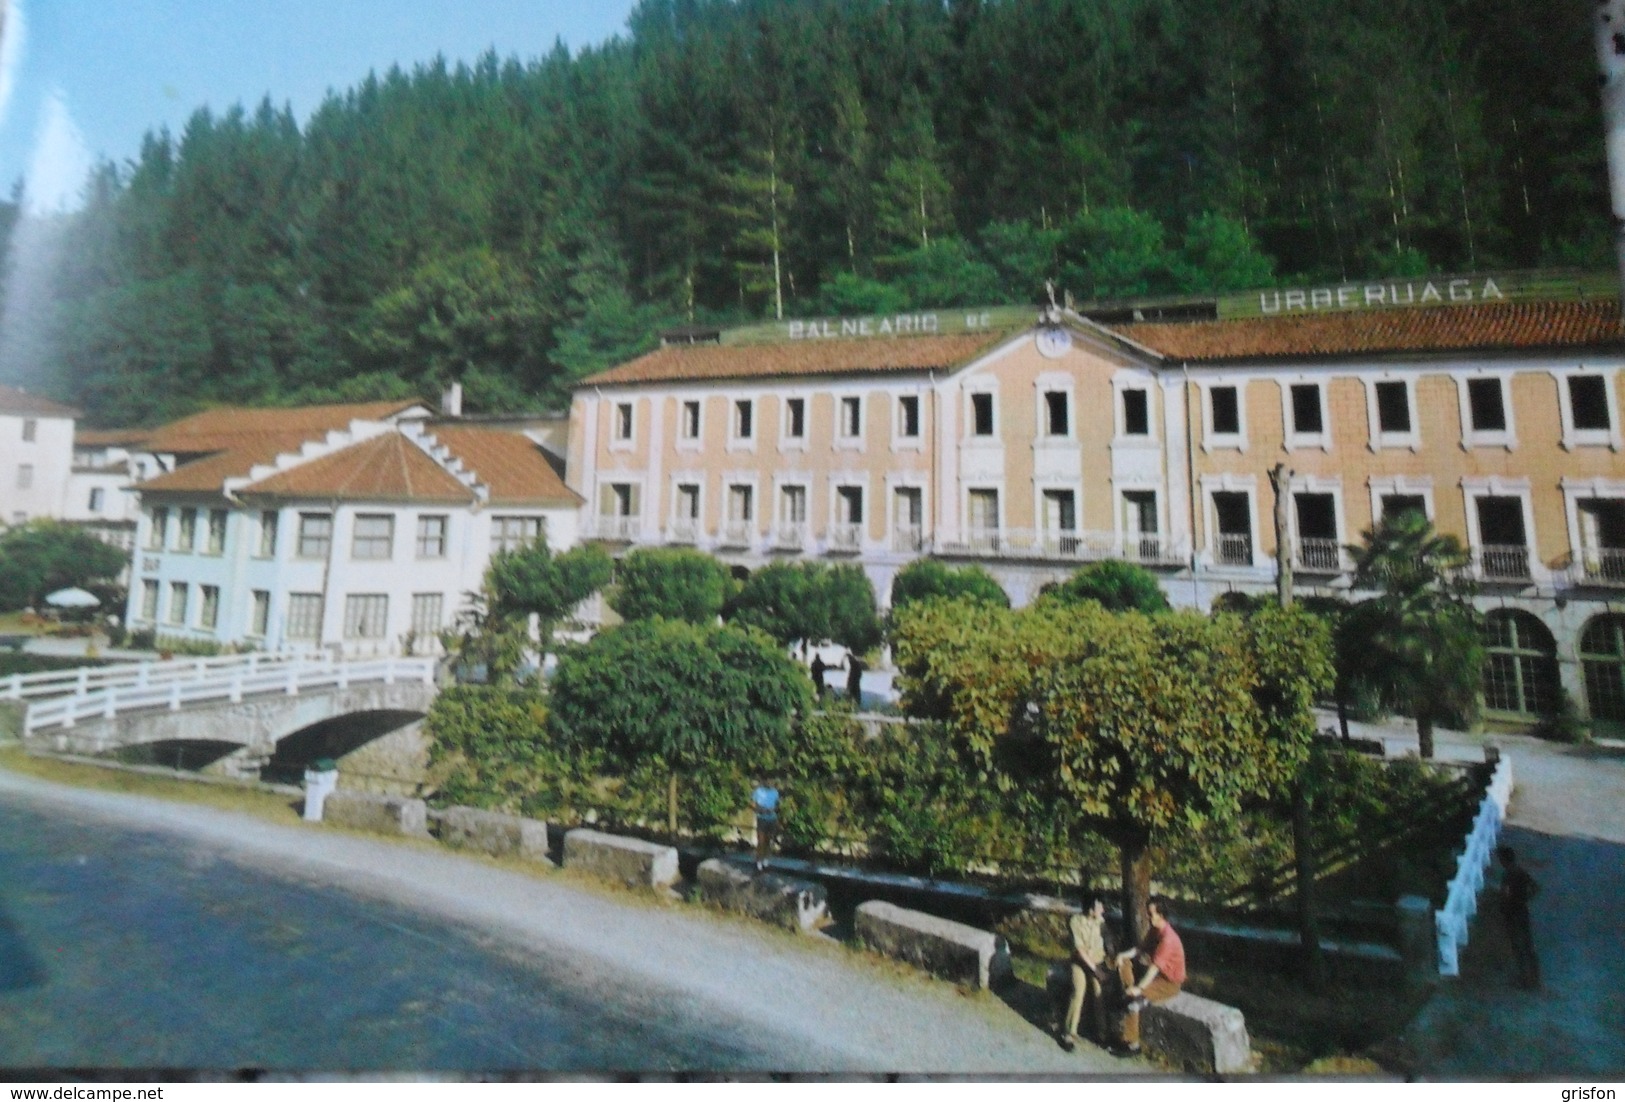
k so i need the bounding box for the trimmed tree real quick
[486,537,613,647]
[1040,559,1170,614]
[607,546,734,624]
[0,521,128,611]
[547,618,812,837]
[1348,512,1483,759]
[888,558,1009,615]
[727,561,882,654]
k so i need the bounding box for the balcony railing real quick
[718,521,754,548]
[1475,544,1532,581]
[1575,547,1625,585]
[1295,537,1343,573]
[668,517,700,544]
[1215,533,1254,567]
[892,524,926,553]
[772,522,808,550]
[826,523,863,552]
[587,515,640,542]
[935,528,1187,566]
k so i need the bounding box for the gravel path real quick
[0,767,1134,1076]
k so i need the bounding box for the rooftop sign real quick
[722,304,1033,345]
[1214,269,1618,320]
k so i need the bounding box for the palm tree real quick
[1348,512,1484,758]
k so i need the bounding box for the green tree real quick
[548,618,812,836]
[485,537,614,652]
[889,558,1009,617]
[1348,511,1484,759]
[727,561,881,654]
[1041,560,1170,614]
[608,546,733,624]
[0,522,129,611]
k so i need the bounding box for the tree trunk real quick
[1119,836,1152,948]
[668,771,679,840]
[1292,778,1328,992]
[1417,712,1435,760]
[1337,693,1350,743]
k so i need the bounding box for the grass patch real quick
[0,746,303,823]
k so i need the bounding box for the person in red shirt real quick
[1113,895,1186,1055]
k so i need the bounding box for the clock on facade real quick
[1036,326,1073,358]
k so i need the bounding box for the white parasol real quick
[44,587,101,608]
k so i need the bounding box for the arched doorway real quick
[1579,614,1625,734]
[1481,609,1560,722]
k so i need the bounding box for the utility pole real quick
[1269,462,1326,990]
[1597,4,1625,318]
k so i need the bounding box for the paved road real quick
[0,767,1126,1076]
[1372,721,1625,1078]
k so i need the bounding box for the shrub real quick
[889,558,1009,615]
[1039,560,1170,614]
[607,546,733,624]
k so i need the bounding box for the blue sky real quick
[0,0,638,212]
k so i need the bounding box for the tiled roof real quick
[432,426,582,506]
[75,428,149,447]
[140,399,426,454]
[0,384,78,417]
[241,432,474,503]
[1112,301,1625,363]
[136,434,318,494]
[578,332,1008,387]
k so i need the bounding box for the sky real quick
[0,0,639,213]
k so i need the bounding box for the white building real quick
[0,384,77,528]
[125,400,582,655]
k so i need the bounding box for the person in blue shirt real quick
[751,777,780,872]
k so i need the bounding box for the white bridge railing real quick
[3,651,329,705]
[22,653,437,735]
[1436,753,1515,976]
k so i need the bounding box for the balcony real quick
[826,523,863,553]
[588,516,640,542]
[717,521,754,549]
[1576,547,1625,585]
[892,525,927,554]
[1475,544,1532,582]
[1215,533,1254,567]
[1295,537,1343,573]
[772,523,808,551]
[668,518,700,545]
[934,528,1187,566]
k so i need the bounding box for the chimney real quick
[441,382,463,418]
[1596,2,1625,318]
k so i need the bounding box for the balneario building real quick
[569,271,1625,737]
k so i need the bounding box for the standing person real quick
[844,653,865,706]
[810,653,827,698]
[1060,893,1111,1051]
[1498,845,1541,990]
[751,777,780,872]
[1114,895,1185,1056]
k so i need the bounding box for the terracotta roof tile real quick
[1112,301,1625,363]
[578,332,1008,387]
[0,384,78,417]
[242,433,475,503]
[140,399,426,454]
[136,434,319,495]
[431,425,582,506]
[75,428,150,447]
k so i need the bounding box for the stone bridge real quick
[19,654,439,785]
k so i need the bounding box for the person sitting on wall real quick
[1113,895,1185,1056]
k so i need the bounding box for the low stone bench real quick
[1043,965,1251,1074]
[440,806,553,866]
[854,900,1011,990]
[321,790,430,838]
[561,828,679,890]
[696,859,828,933]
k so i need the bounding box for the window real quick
[680,400,701,440]
[146,507,169,550]
[1381,495,1428,524]
[351,514,394,560]
[1467,378,1506,432]
[1289,384,1323,434]
[1123,491,1161,561]
[839,396,862,439]
[967,489,1000,548]
[836,486,864,524]
[286,594,323,641]
[1475,496,1530,580]
[784,397,806,440]
[614,402,634,441]
[1042,489,1077,553]
[205,509,226,554]
[1212,492,1253,566]
[1209,386,1240,435]
[140,580,159,621]
[779,484,806,524]
[675,483,701,520]
[411,593,444,639]
[297,513,333,558]
[415,515,447,558]
[898,395,921,439]
[167,582,189,626]
[250,590,270,636]
[1294,493,1340,571]
[21,419,35,442]
[1375,382,1411,433]
[492,515,544,553]
[258,512,278,557]
[199,585,220,630]
[1578,499,1625,581]
[892,487,923,551]
[733,399,754,440]
[1569,375,1612,431]
[970,393,995,436]
[728,484,754,523]
[1121,389,1150,436]
[1580,616,1625,725]
[1044,391,1070,437]
[87,488,104,513]
[177,508,197,551]
[344,594,389,639]
[1481,611,1560,719]
[15,464,32,490]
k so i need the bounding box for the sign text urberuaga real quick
[1260,277,1506,315]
